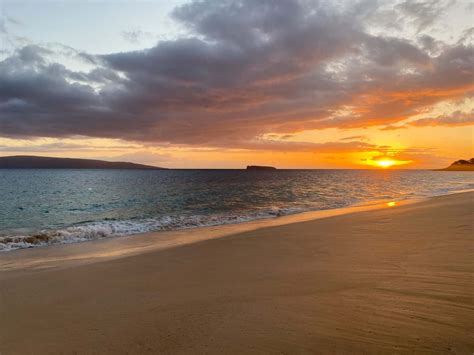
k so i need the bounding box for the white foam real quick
[0,206,309,252]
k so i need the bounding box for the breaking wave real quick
[0,207,306,252]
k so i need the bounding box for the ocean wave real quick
[2,180,473,252]
[0,207,307,252]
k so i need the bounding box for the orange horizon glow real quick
[364,158,414,169]
[0,122,471,169]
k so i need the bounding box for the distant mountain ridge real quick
[436,158,474,171]
[0,156,166,170]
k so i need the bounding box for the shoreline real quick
[1,189,472,272]
[1,169,472,254]
[1,191,473,353]
[0,194,420,253]
[0,195,425,272]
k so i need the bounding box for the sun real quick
[362,156,414,169]
[376,159,397,168]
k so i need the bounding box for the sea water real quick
[0,169,472,251]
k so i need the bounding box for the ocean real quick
[1,169,472,251]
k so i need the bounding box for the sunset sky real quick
[0,0,472,169]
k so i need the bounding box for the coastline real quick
[1,189,472,272]
[1,191,473,353]
[0,195,425,272]
[2,169,473,253]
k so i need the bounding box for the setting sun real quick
[376,159,397,168]
[362,157,413,169]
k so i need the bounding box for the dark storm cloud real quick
[0,0,472,151]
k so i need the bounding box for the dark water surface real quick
[0,169,472,251]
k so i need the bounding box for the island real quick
[0,155,166,170]
[246,165,277,171]
[436,158,474,171]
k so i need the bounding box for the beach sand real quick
[0,192,473,354]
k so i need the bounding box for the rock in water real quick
[246,165,277,171]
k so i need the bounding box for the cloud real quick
[408,109,474,127]
[121,30,156,44]
[0,139,139,153]
[0,15,22,34]
[379,125,407,131]
[417,34,444,55]
[340,135,367,141]
[0,0,472,152]
[395,0,455,32]
[0,142,118,153]
[211,139,377,153]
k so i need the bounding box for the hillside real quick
[436,158,474,171]
[0,156,166,170]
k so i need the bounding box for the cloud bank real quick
[0,0,472,152]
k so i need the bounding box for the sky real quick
[0,0,473,169]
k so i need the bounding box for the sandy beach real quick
[0,192,473,354]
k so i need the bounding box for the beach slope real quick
[1,192,473,354]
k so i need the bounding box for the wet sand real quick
[0,192,473,354]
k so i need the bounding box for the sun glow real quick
[376,159,397,168]
[362,156,414,169]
